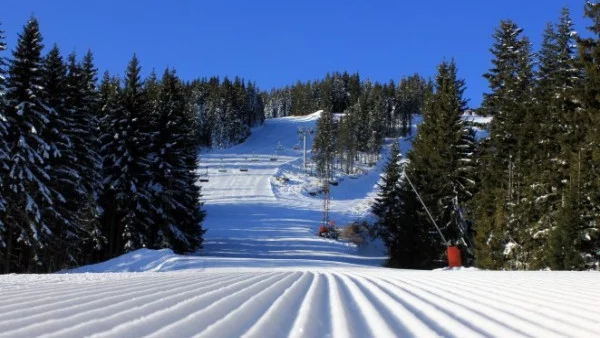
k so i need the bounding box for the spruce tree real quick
[474,21,535,269]
[312,109,336,179]
[2,18,59,272]
[146,69,189,248]
[0,23,8,259]
[98,71,125,258]
[366,85,386,163]
[372,140,427,268]
[547,188,584,269]
[403,60,475,267]
[119,55,153,253]
[78,51,104,256]
[336,111,357,174]
[41,45,81,270]
[157,69,205,252]
[530,8,582,269]
[65,52,104,261]
[575,1,600,269]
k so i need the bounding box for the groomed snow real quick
[1,112,599,338]
[2,260,599,337]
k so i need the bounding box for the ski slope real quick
[1,112,599,337]
[198,111,387,265]
[1,262,599,338]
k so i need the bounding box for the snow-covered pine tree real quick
[404,60,475,268]
[354,81,372,156]
[78,51,104,257]
[381,80,396,137]
[149,68,204,252]
[98,71,126,259]
[395,74,428,137]
[312,108,336,179]
[366,85,386,163]
[330,74,347,113]
[372,140,427,268]
[64,52,104,262]
[2,18,61,272]
[372,140,403,237]
[230,77,250,144]
[574,1,600,269]
[245,81,265,126]
[40,45,82,270]
[142,69,162,247]
[474,20,535,269]
[526,8,583,269]
[183,79,210,146]
[0,23,9,261]
[119,55,153,253]
[336,110,357,174]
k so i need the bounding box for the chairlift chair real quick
[240,157,250,171]
[218,158,227,172]
[199,166,209,182]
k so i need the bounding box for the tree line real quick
[373,4,599,270]
[309,73,429,178]
[0,18,206,273]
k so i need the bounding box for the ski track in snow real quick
[1,112,599,338]
[1,270,599,338]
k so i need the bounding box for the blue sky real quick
[3,0,586,107]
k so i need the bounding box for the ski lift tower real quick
[297,127,313,168]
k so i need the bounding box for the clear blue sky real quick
[3,0,586,107]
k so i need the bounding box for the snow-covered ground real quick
[2,258,599,337]
[1,112,599,338]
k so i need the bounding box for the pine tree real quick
[40,45,81,270]
[0,23,9,261]
[2,18,59,272]
[575,1,600,269]
[547,187,584,270]
[118,55,153,253]
[354,81,372,156]
[366,85,386,162]
[372,140,427,268]
[154,69,205,252]
[336,111,357,174]
[78,51,104,256]
[64,52,104,261]
[474,20,536,269]
[528,8,582,269]
[98,71,125,258]
[312,109,336,179]
[403,60,475,268]
[395,74,428,136]
[146,69,192,250]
